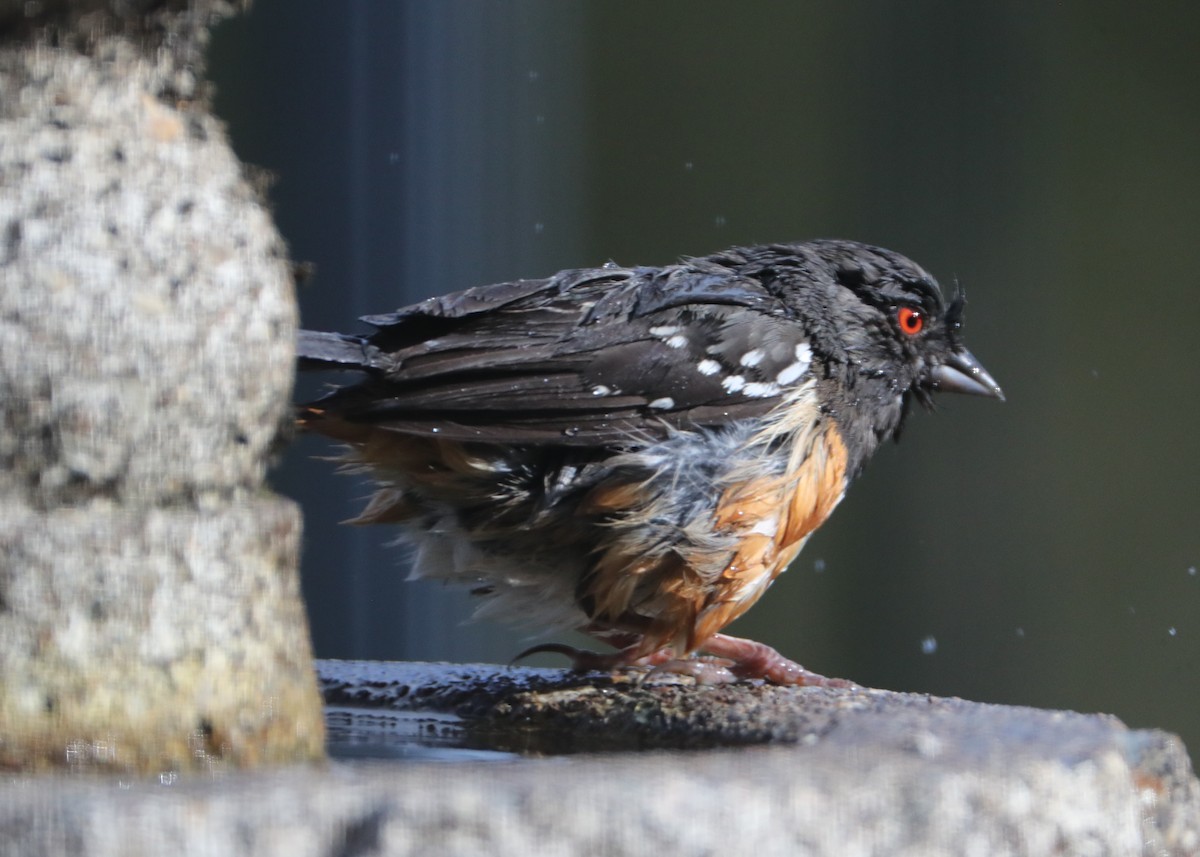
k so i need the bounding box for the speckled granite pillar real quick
[0,1,324,772]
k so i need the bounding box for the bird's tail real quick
[295,330,386,441]
[296,329,378,372]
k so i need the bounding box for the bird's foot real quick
[700,633,858,688]
[514,635,856,688]
[642,656,740,685]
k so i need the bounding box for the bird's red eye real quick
[897,306,924,335]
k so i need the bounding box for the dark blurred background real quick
[209,2,1200,754]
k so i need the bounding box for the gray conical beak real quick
[931,348,1004,400]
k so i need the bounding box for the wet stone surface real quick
[318,659,1166,757]
[312,659,1200,854]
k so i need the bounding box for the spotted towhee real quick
[297,240,1002,686]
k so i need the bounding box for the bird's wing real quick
[299,261,818,446]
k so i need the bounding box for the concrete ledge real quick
[0,662,1195,849]
[0,747,1176,857]
[2,659,1197,856]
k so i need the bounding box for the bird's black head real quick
[822,240,1000,393]
[753,240,1003,453]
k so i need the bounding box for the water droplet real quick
[527,69,540,82]
[684,161,694,171]
[1015,627,1025,638]
[921,636,937,655]
[430,427,439,434]
[562,426,579,438]
[813,558,826,573]
[1168,626,1178,637]
[533,222,544,234]
[1188,566,1197,577]
[714,215,727,228]
[387,151,399,165]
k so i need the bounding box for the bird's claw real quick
[511,642,645,672]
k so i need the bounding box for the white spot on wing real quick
[722,375,746,393]
[591,385,612,396]
[743,381,780,398]
[649,325,680,338]
[696,359,721,376]
[739,348,764,367]
[648,397,675,410]
[665,334,688,349]
[776,363,806,385]
[775,342,813,386]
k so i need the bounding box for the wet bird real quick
[297,240,1002,686]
